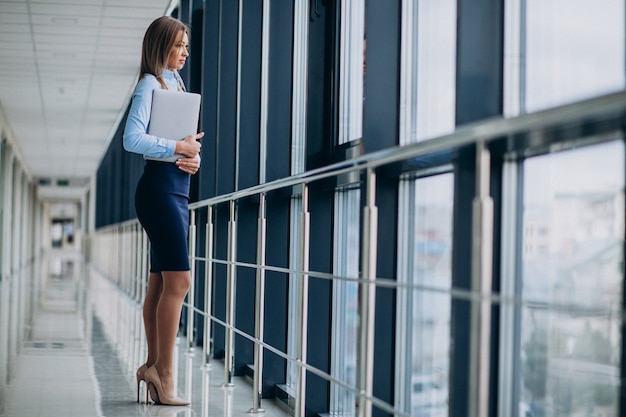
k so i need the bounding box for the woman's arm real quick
[122,77,178,158]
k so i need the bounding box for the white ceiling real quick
[0,0,176,198]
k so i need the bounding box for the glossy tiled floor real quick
[1,250,290,417]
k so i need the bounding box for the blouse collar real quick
[161,68,185,91]
[162,69,177,81]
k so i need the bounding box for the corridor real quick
[1,249,289,417]
[0,0,625,416]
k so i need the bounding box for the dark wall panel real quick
[455,0,504,126]
[263,191,290,396]
[215,1,239,196]
[95,108,143,229]
[265,0,294,182]
[238,0,262,190]
[363,1,402,415]
[198,0,220,200]
[305,185,333,417]
[234,197,258,374]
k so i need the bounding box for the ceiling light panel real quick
[104,6,164,18]
[29,3,102,16]
[101,15,153,29]
[106,0,164,6]
[30,14,99,26]
[28,0,104,5]
[32,24,99,36]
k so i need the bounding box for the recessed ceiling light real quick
[51,17,78,25]
[53,52,75,59]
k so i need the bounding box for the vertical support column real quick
[295,184,310,417]
[250,193,267,413]
[358,169,378,417]
[187,209,198,351]
[224,200,237,386]
[453,1,503,414]
[203,206,215,368]
[469,143,494,417]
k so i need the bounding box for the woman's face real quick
[167,30,189,71]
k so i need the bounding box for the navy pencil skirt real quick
[135,160,190,272]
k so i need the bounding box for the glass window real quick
[400,0,456,145]
[330,188,360,415]
[506,0,625,114]
[287,196,302,390]
[397,173,453,416]
[338,0,365,145]
[520,140,624,417]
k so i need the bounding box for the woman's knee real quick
[162,271,191,296]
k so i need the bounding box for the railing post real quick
[295,184,310,417]
[358,168,378,417]
[114,227,119,286]
[203,206,214,368]
[141,229,149,304]
[134,223,140,302]
[250,193,267,414]
[469,142,494,417]
[201,361,212,415]
[138,225,144,304]
[187,209,197,351]
[224,200,237,386]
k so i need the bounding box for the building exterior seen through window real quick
[521,140,624,417]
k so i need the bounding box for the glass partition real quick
[506,0,625,115]
[400,0,456,144]
[397,173,454,416]
[519,139,624,417]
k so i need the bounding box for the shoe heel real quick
[136,363,149,403]
[136,378,141,403]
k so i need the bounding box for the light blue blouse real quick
[123,69,182,159]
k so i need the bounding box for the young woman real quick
[123,15,203,406]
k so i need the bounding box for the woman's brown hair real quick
[139,16,188,89]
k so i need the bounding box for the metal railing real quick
[90,90,626,417]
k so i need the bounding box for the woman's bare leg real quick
[143,272,163,367]
[154,270,191,398]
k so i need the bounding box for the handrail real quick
[188,90,626,210]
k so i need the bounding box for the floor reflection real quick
[2,250,289,417]
[88,263,289,417]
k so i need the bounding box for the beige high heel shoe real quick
[144,366,190,406]
[136,363,150,403]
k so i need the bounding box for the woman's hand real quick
[176,155,201,175]
[176,132,204,158]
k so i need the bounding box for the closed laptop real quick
[146,89,201,162]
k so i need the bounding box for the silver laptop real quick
[146,89,201,162]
